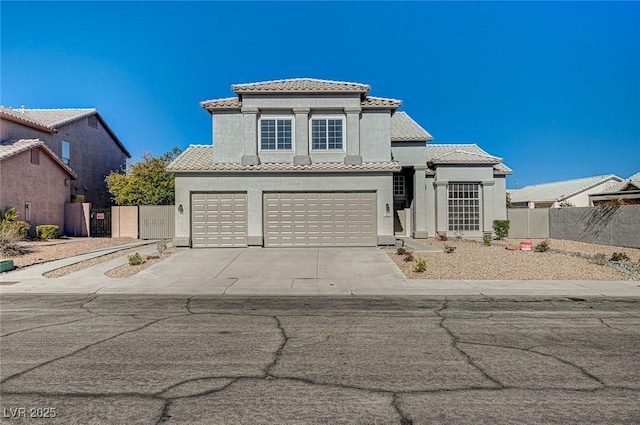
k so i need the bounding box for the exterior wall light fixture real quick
[178,204,183,214]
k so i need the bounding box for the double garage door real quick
[191,192,376,247]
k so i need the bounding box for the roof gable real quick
[391,112,433,141]
[510,174,622,203]
[425,144,512,174]
[0,139,78,179]
[0,106,130,158]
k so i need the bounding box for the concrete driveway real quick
[142,247,408,295]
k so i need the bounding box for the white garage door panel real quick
[264,192,377,247]
[192,192,247,247]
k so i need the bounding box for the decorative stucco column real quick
[482,180,495,235]
[344,107,362,165]
[293,107,311,165]
[413,166,429,238]
[434,180,448,234]
[241,107,260,166]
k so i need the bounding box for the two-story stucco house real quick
[0,106,130,209]
[167,78,511,247]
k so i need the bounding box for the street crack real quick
[435,300,504,388]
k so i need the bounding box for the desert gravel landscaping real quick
[104,247,183,278]
[7,237,139,268]
[390,238,640,280]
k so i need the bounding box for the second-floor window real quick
[61,141,70,165]
[393,175,405,196]
[260,119,292,150]
[311,119,343,150]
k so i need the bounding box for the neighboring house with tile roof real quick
[168,78,512,247]
[0,106,130,211]
[0,139,78,233]
[509,174,623,208]
[589,172,640,206]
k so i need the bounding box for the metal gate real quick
[139,205,175,239]
[90,208,111,237]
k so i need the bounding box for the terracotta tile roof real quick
[596,171,640,194]
[231,78,370,94]
[0,106,96,128]
[361,96,402,108]
[200,97,243,110]
[0,106,130,158]
[0,139,78,178]
[510,174,622,203]
[201,95,403,111]
[431,149,502,165]
[391,112,433,141]
[426,144,512,175]
[166,145,401,172]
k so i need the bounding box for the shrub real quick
[157,241,167,255]
[0,207,18,226]
[591,253,607,266]
[610,252,630,262]
[534,239,551,252]
[436,232,448,241]
[5,221,30,239]
[454,231,464,241]
[492,220,510,240]
[444,245,456,254]
[128,252,143,266]
[0,226,25,256]
[36,225,59,239]
[396,247,406,255]
[413,258,427,273]
[483,235,492,246]
[403,251,415,262]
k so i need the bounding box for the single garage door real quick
[192,192,247,247]
[264,192,377,247]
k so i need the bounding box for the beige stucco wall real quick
[1,117,128,208]
[111,206,139,238]
[0,148,71,233]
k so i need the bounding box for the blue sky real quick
[2,1,638,189]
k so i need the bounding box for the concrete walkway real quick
[1,245,639,297]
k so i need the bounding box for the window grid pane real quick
[277,120,292,150]
[312,119,326,150]
[448,183,480,232]
[393,175,405,196]
[261,120,276,150]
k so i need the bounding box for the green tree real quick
[105,148,181,206]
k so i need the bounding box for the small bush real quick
[396,247,406,255]
[444,245,456,254]
[403,251,415,262]
[157,241,167,255]
[454,231,464,241]
[483,235,492,246]
[128,252,143,266]
[591,253,607,266]
[493,220,510,240]
[610,252,630,262]
[436,232,448,241]
[534,239,551,252]
[5,221,30,239]
[0,226,25,256]
[36,225,59,239]
[412,258,427,273]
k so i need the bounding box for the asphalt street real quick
[0,295,639,424]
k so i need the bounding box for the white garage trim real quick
[191,192,247,247]
[263,192,377,247]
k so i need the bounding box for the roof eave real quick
[0,112,57,134]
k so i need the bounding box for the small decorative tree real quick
[492,220,510,240]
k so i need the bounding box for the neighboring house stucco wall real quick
[0,148,70,232]
[173,172,395,246]
[563,180,621,207]
[1,116,128,207]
